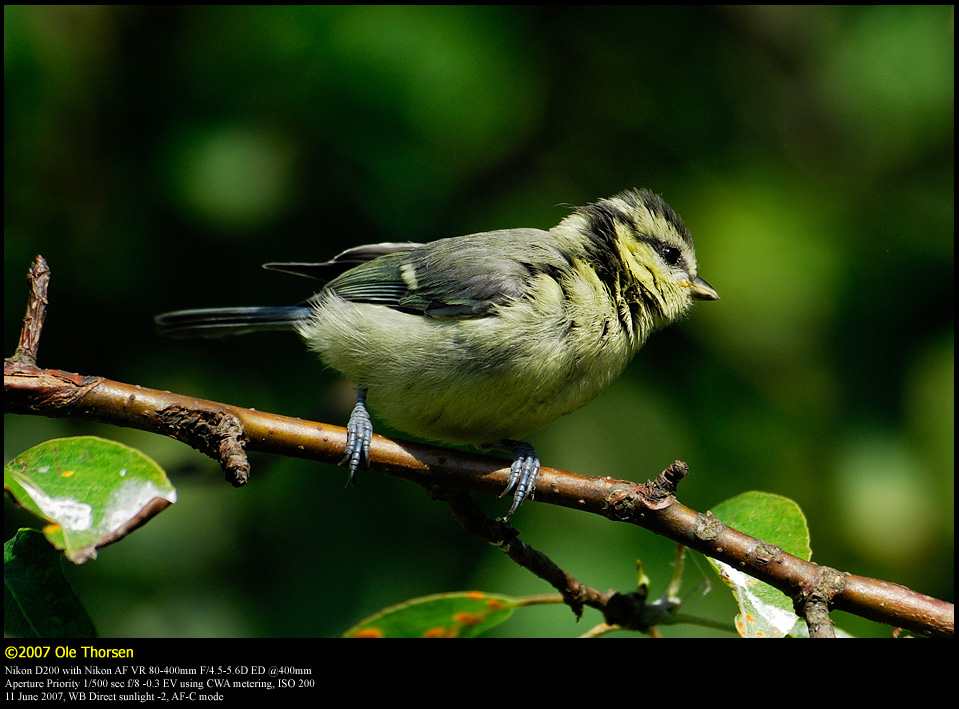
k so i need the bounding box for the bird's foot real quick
[498,440,540,521]
[340,388,372,485]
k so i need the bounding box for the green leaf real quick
[708,491,812,638]
[4,436,177,564]
[343,591,518,638]
[4,528,98,638]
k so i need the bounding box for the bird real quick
[155,189,718,518]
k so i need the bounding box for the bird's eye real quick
[662,246,681,266]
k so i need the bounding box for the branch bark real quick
[6,360,953,637]
[5,256,954,638]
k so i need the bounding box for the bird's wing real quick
[263,242,423,282]
[324,229,566,318]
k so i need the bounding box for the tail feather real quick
[155,306,310,339]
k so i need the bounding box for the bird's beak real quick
[690,276,719,301]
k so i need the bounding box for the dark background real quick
[4,6,953,637]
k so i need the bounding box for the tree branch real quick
[4,256,954,638]
[6,340,953,639]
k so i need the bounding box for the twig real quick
[12,255,51,365]
[443,492,613,619]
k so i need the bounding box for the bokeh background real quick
[4,5,953,638]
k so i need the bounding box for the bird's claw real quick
[499,440,540,521]
[340,388,372,486]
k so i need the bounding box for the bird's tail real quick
[154,306,311,339]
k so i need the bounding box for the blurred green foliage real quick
[4,6,953,637]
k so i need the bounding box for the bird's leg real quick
[497,439,540,520]
[340,387,372,485]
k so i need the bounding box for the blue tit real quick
[156,189,718,518]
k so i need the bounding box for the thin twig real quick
[12,255,51,365]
